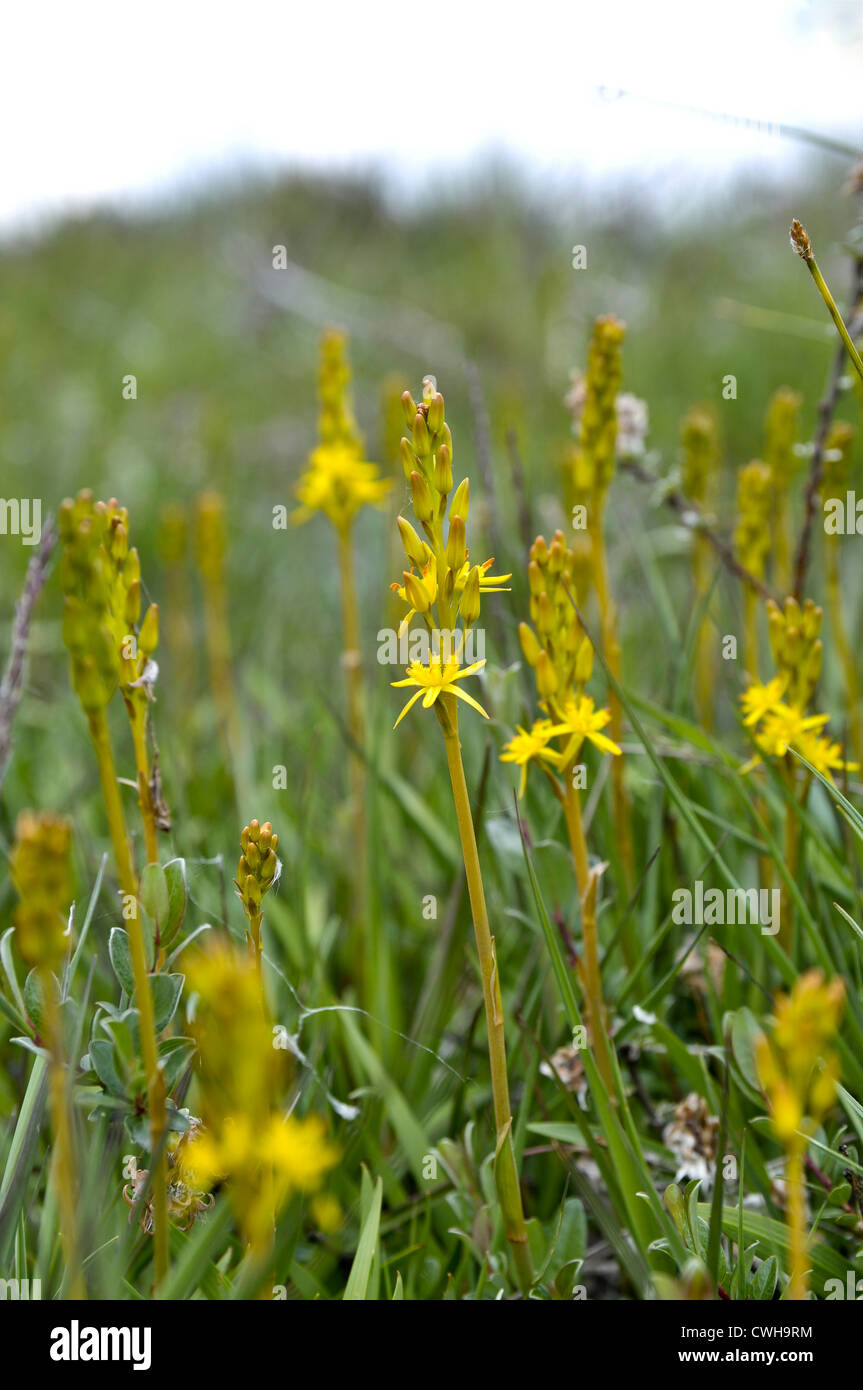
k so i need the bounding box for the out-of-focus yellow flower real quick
[740,676,787,726]
[767,596,823,711]
[391,657,488,727]
[185,942,338,1247]
[792,728,859,780]
[293,442,392,534]
[734,460,773,580]
[10,811,73,972]
[756,704,830,759]
[756,970,844,1144]
[293,329,391,536]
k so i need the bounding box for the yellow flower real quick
[555,694,622,766]
[501,719,568,797]
[452,555,511,601]
[390,554,439,633]
[260,1113,339,1195]
[792,728,860,781]
[756,703,830,759]
[293,442,391,534]
[740,675,787,727]
[757,971,844,1144]
[391,657,488,727]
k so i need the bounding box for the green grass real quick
[1,163,863,1300]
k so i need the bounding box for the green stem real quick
[87,709,169,1288]
[441,701,532,1294]
[41,972,84,1299]
[806,257,863,384]
[562,777,617,1100]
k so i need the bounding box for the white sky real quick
[2,0,860,232]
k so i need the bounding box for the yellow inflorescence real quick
[235,819,280,962]
[756,970,844,1144]
[182,942,338,1244]
[59,491,159,713]
[293,329,392,535]
[389,376,509,728]
[740,597,856,781]
[681,407,719,505]
[764,387,802,497]
[501,531,620,795]
[10,811,73,971]
[766,596,823,711]
[571,315,625,503]
[734,461,773,580]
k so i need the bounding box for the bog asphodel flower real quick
[387,374,532,1292]
[756,970,844,1300]
[392,656,489,727]
[10,811,73,974]
[499,719,567,797]
[739,602,856,782]
[501,531,620,797]
[184,941,338,1250]
[389,376,509,733]
[292,329,391,535]
[503,531,619,1098]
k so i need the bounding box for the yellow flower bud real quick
[518,622,542,667]
[458,565,481,626]
[445,514,466,573]
[398,515,429,569]
[410,470,435,525]
[449,478,470,524]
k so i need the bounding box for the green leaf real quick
[0,928,28,1022]
[750,1255,778,1300]
[344,1171,383,1300]
[699,1203,852,1295]
[161,859,188,951]
[109,928,135,997]
[139,863,170,925]
[150,973,184,1032]
[158,1037,196,1090]
[87,1039,126,1097]
[729,1007,763,1094]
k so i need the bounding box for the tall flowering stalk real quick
[764,387,802,595]
[195,491,243,777]
[389,376,532,1291]
[293,330,391,996]
[681,408,720,730]
[756,971,843,1299]
[734,461,772,676]
[500,531,621,1099]
[11,811,83,1298]
[235,819,280,976]
[59,490,170,1285]
[568,316,633,884]
[821,421,863,767]
[740,597,857,950]
[180,942,338,1280]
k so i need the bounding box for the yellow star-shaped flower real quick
[391,656,488,727]
[501,718,568,797]
[555,694,622,766]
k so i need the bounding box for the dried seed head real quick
[790,218,813,262]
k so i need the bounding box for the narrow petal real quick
[393,688,426,728]
[451,686,489,719]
